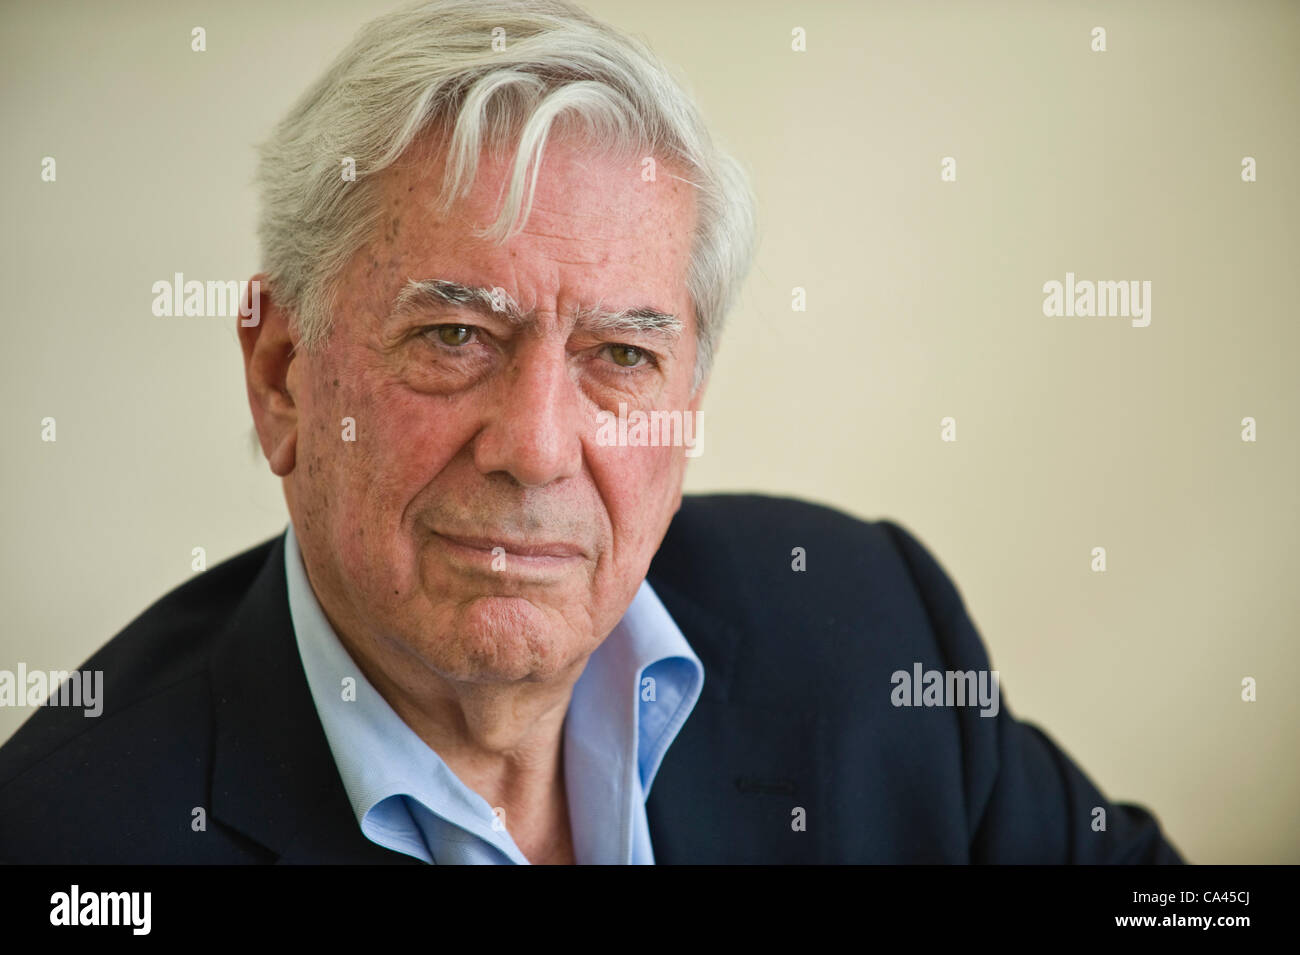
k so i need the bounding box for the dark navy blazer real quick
[0,494,1184,863]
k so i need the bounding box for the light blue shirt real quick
[282,524,703,864]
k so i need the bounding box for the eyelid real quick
[418,322,481,346]
[415,325,660,371]
[602,342,660,370]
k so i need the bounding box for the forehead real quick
[368,133,699,320]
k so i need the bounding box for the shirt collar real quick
[283,524,524,861]
[282,523,702,864]
[562,576,703,863]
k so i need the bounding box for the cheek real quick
[590,442,686,560]
[298,366,471,561]
[343,391,469,521]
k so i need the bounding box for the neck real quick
[315,588,584,864]
[362,631,579,803]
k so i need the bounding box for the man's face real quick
[278,135,703,686]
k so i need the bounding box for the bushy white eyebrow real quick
[391,278,682,338]
[571,302,683,337]
[392,278,525,323]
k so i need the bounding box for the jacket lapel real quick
[208,534,419,864]
[645,575,829,863]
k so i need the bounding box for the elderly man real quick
[0,0,1181,865]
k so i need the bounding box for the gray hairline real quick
[255,0,757,395]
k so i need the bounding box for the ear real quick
[238,274,299,476]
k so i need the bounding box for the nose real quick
[472,339,584,487]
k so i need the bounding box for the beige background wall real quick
[2,0,1296,863]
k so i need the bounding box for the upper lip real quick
[435,531,585,559]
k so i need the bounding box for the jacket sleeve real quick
[880,520,1186,864]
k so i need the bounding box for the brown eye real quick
[608,344,645,368]
[434,325,472,346]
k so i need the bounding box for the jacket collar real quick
[208,532,419,864]
[645,565,830,863]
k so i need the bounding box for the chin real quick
[430,594,580,684]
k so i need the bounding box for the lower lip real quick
[431,534,585,581]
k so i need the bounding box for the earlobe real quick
[266,429,297,476]
[239,274,300,477]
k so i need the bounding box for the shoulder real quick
[649,493,978,698]
[653,491,961,623]
[0,537,279,862]
[654,491,929,584]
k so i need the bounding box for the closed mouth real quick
[433,531,585,560]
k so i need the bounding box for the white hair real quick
[254,0,757,389]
